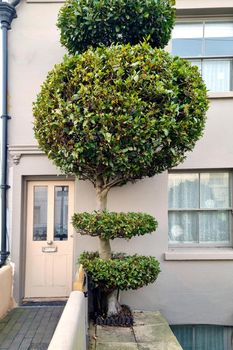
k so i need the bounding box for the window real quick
[171,325,233,350]
[171,21,233,92]
[168,172,232,246]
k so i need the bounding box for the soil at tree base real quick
[95,304,133,327]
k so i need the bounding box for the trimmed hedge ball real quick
[33,42,208,187]
[57,0,175,54]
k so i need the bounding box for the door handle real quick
[47,240,53,245]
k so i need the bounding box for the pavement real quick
[89,311,183,350]
[0,307,183,350]
[0,306,64,350]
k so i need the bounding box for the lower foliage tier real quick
[79,251,160,291]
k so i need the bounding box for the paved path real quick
[89,311,183,350]
[0,306,64,350]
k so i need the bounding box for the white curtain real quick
[168,174,199,243]
[202,60,231,92]
[168,173,230,244]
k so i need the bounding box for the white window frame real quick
[168,170,233,248]
[171,18,233,93]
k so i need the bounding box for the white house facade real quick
[1,0,233,336]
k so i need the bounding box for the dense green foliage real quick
[33,42,208,188]
[57,0,175,54]
[79,252,160,290]
[72,210,157,239]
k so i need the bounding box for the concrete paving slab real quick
[96,325,135,343]
[96,342,138,350]
[133,324,172,343]
[133,311,165,326]
[138,341,183,350]
[89,311,183,350]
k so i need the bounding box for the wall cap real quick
[165,250,233,260]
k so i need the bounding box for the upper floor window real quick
[168,171,232,246]
[171,21,233,92]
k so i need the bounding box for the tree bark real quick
[107,290,122,317]
[96,178,111,260]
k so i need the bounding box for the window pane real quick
[169,174,199,209]
[199,211,230,243]
[169,212,198,243]
[200,173,230,209]
[195,325,224,350]
[172,23,203,57]
[205,22,233,56]
[202,60,231,92]
[170,325,193,350]
[205,37,233,56]
[172,325,226,350]
[54,186,69,241]
[33,186,47,241]
[172,23,203,38]
[172,39,203,57]
[205,22,233,37]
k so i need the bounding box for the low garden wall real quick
[0,265,14,319]
[48,291,87,350]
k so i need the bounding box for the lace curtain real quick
[168,173,230,244]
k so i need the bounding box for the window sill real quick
[27,0,64,3]
[208,92,233,99]
[164,249,233,261]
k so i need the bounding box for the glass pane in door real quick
[54,186,69,241]
[33,186,48,241]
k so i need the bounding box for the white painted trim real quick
[48,291,87,350]
[8,145,44,165]
[8,145,43,155]
[165,250,233,260]
[208,91,233,99]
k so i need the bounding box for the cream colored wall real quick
[8,1,65,146]
[0,265,14,319]
[7,0,233,326]
[176,0,233,9]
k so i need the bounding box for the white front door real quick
[25,181,74,298]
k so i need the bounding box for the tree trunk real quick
[96,178,121,315]
[96,180,111,260]
[107,290,122,317]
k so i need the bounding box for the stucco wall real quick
[7,0,233,326]
[0,265,14,319]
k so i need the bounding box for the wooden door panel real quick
[25,181,74,298]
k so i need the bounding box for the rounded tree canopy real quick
[79,252,160,291]
[57,0,175,54]
[72,211,158,240]
[33,42,208,188]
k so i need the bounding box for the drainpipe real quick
[0,1,17,267]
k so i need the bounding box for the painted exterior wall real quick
[7,0,233,326]
[0,265,14,319]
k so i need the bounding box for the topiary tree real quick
[57,0,176,54]
[33,0,209,318]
